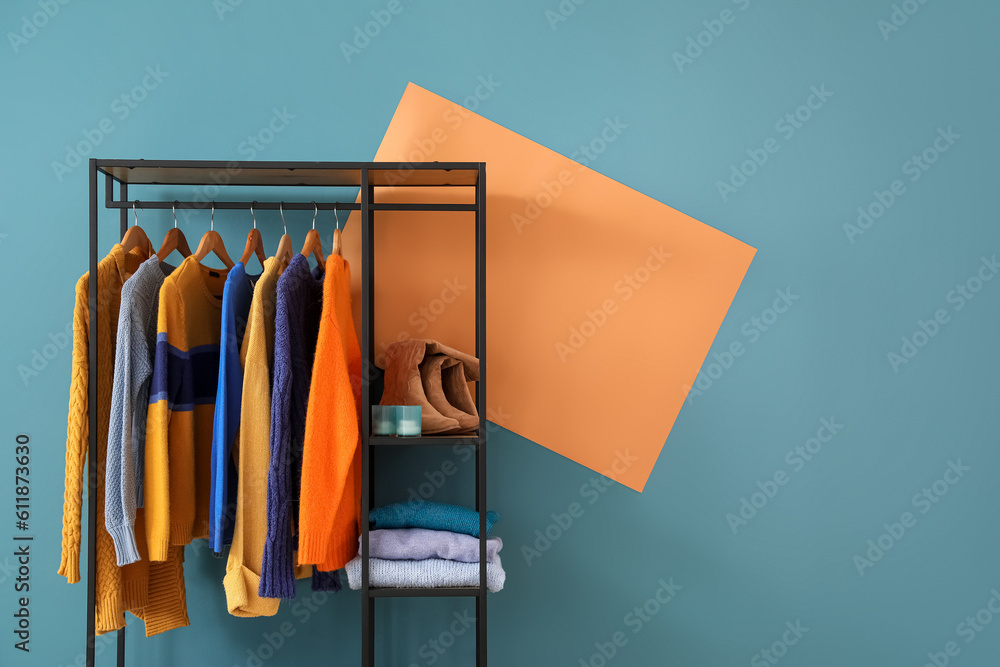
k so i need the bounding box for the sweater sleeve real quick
[209,298,230,554]
[298,297,360,569]
[58,275,90,583]
[259,303,296,599]
[105,282,141,565]
[144,280,175,562]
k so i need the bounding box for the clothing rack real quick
[86,159,488,666]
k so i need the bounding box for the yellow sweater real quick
[145,256,229,560]
[224,257,283,617]
[60,245,188,637]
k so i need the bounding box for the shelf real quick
[367,587,482,598]
[369,433,483,446]
[95,160,481,187]
[370,203,477,212]
[105,200,477,214]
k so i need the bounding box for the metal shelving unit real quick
[85,159,488,667]
[359,160,488,667]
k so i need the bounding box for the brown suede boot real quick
[380,340,479,435]
[380,340,458,434]
[440,359,480,433]
[423,340,479,381]
[420,355,479,434]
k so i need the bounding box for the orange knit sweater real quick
[297,255,362,571]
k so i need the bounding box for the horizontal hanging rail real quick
[106,200,362,211]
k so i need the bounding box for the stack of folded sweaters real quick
[346,500,506,593]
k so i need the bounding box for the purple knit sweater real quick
[259,255,340,597]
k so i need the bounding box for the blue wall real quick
[3,1,1000,665]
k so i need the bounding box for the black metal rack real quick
[85,159,488,667]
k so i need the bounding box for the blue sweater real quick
[209,262,257,553]
[260,255,339,598]
[370,501,499,538]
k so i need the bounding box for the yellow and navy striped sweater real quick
[145,256,230,561]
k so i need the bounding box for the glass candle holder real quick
[372,405,398,436]
[396,406,422,437]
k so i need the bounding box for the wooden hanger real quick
[331,205,343,257]
[300,201,325,265]
[275,234,293,265]
[240,202,266,268]
[121,201,153,257]
[193,204,235,268]
[275,202,293,267]
[156,201,192,262]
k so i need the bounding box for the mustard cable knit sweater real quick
[59,244,189,637]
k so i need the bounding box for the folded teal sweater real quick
[369,501,498,538]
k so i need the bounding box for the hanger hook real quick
[280,202,287,235]
[251,201,257,230]
[173,200,178,228]
[333,204,341,231]
[211,202,215,232]
[311,201,318,230]
[132,200,139,227]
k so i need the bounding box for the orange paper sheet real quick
[343,83,756,491]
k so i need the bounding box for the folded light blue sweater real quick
[369,501,498,538]
[362,529,502,563]
[346,555,505,593]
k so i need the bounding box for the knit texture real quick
[260,255,324,598]
[60,245,152,634]
[369,501,499,538]
[345,555,506,593]
[146,256,229,559]
[363,529,502,563]
[210,261,257,553]
[140,544,190,636]
[105,256,167,566]
[312,568,342,593]
[298,255,362,572]
[224,258,283,616]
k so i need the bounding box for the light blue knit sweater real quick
[105,257,167,566]
[346,555,505,592]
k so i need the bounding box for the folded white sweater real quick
[346,555,505,592]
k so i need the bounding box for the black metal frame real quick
[85,159,487,667]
